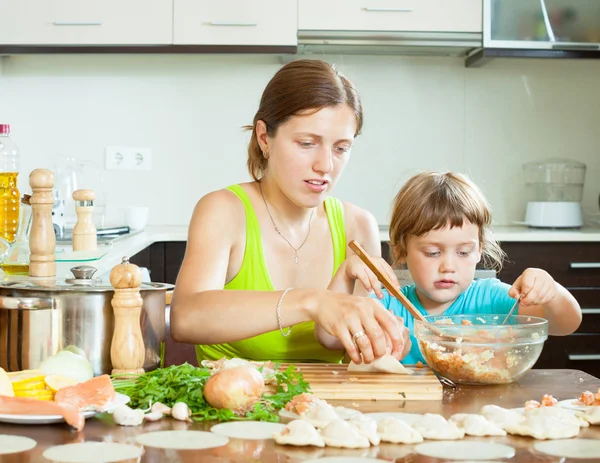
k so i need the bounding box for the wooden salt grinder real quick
[28,169,56,277]
[72,189,97,252]
[110,256,145,376]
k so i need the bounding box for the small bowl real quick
[414,314,548,385]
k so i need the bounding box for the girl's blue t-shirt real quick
[372,278,517,365]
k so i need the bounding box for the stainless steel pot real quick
[0,264,173,375]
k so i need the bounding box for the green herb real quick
[111,362,310,422]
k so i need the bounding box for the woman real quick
[171,59,409,365]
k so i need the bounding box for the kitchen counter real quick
[48,224,600,281]
[379,225,600,243]
[0,369,598,462]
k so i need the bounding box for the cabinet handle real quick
[53,21,103,26]
[364,7,413,12]
[570,262,600,269]
[568,354,600,361]
[581,309,600,314]
[208,21,258,27]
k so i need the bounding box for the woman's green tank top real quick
[195,184,346,363]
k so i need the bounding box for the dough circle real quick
[210,421,285,440]
[135,430,229,450]
[0,435,36,454]
[534,439,600,459]
[42,443,142,462]
[414,441,515,460]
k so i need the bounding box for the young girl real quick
[318,171,582,365]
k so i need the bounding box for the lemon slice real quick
[8,369,45,383]
[44,374,80,393]
[12,380,46,391]
[14,389,54,400]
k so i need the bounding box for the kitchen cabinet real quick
[498,242,600,378]
[299,0,482,33]
[0,0,172,45]
[174,0,297,46]
[383,240,600,377]
[130,242,186,285]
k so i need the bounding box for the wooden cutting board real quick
[284,363,443,401]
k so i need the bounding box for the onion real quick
[203,366,265,414]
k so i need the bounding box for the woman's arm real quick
[170,191,404,364]
[316,205,408,360]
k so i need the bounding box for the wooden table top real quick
[0,369,599,462]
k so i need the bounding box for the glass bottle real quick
[0,124,21,243]
[0,194,32,275]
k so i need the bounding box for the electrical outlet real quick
[105,147,152,171]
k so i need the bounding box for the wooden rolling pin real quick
[28,169,56,277]
[110,256,145,376]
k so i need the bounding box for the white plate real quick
[558,398,593,412]
[0,392,129,425]
[364,412,422,425]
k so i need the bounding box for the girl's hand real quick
[509,268,558,307]
[341,255,400,299]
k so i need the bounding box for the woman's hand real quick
[311,291,406,364]
[509,268,558,306]
[330,255,400,299]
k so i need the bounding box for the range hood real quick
[467,0,600,67]
[297,30,482,58]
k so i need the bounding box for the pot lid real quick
[0,260,173,293]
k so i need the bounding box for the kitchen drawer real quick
[499,242,600,288]
[174,0,297,46]
[534,333,600,378]
[299,0,482,33]
[0,0,172,45]
[571,289,600,333]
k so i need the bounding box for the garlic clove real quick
[171,402,192,422]
[144,411,164,422]
[151,402,172,415]
[112,405,145,427]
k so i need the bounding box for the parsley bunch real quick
[112,363,309,422]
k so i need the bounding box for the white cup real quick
[125,206,149,231]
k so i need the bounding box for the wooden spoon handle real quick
[349,240,427,323]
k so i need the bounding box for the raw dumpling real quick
[377,417,423,444]
[348,354,413,375]
[479,404,526,429]
[577,406,600,425]
[333,406,362,420]
[321,419,371,449]
[412,413,464,440]
[349,414,380,446]
[300,402,340,428]
[273,420,325,447]
[504,413,581,440]
[449,413,506,437]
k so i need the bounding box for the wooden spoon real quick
[348,240,458,340]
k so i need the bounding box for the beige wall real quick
[0,53,598,228]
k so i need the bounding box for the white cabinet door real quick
[299,0,482,33]
[174,0,297,46]
[0,0,172,45]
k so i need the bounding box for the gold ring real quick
[352,330,366,343]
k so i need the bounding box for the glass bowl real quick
[414,314,548,385]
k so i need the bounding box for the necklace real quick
[259,183,315,264]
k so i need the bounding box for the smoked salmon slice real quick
[54,374,116,412]
[0,395,84,431]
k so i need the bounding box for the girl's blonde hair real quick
[244,59,363,182]
[389,171,505,271]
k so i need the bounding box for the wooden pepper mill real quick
[110,256,145,376]
[72,189,97,252]
[28,169,56,277]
